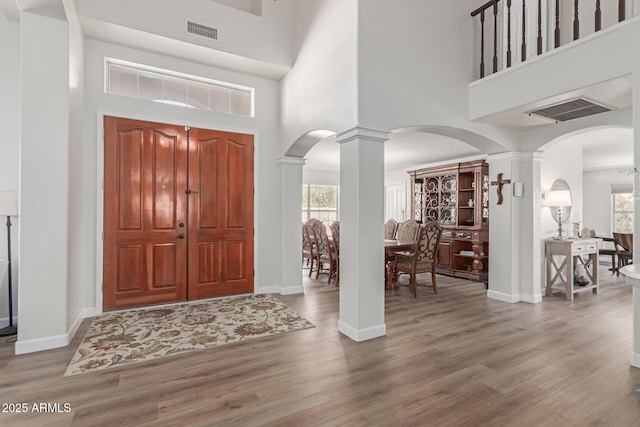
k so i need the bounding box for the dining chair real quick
[396,219,420,242]
[302,223,316,277]
[613,232,633,276]
[384,219,399,240]
[330,221,340,286]
[307,218,337,284]
[389,221,443,297]
[387,219,420,282]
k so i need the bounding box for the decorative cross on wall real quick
[490,173,511,205]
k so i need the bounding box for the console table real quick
[545,239,599,301]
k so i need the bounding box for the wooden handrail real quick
[471,0,500,17]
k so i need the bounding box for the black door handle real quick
[177,234,185,239]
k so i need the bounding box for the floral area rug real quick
[64,294,314,377]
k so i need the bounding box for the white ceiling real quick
[573,127,633,170]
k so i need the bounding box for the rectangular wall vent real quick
[527,97,613,122]
[186,21,219,41]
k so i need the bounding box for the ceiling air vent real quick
[527,97,614,123]
[186,20,219,41]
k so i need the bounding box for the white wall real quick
[356,0,519,152]
[84,39,283,311]
[280,0,358,148]
[76,0,294,70]
[584,168,634,235]
[303,169,340,186]
[540,141,584,239]
[0,15,20,327]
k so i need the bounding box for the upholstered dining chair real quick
[307,218,337,284]
[613,232,633,276]
[302,223,316,277]
[396,219,420,242]
[384,219,399,240]
[330,221,340,286]
[388,221,443,297]
[387,219,420,282]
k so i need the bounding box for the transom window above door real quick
[106,58,254,117]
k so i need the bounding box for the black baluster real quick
[522,0,527,62]
[507,0,512,67]
[573,0,579,41]
[537,0,542,54]
[480,10,485,78]
[554,0,560,48]
[493,2,498,73]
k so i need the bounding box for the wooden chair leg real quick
[431,270,438,294]
[385,262,393,288]
[410,272,417,298]
[308,257,314,277]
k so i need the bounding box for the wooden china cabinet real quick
[409,160,489,282]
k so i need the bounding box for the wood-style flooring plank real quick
[1,268,639,426]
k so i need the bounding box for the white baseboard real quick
[255,286,304,295]
[338,320,386,342]
[279,286,304,295]
[0,315,18,328]
[631,352,640,368]
[487,290,521,303]
[15,333,69,355]
[82,307,99,318]
[15,307,98,355]
[520,293,543,304]
[255,286,281,295]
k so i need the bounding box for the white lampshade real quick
[546,190,572,207]
[0,191,19,216]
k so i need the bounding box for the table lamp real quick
[0,191,18,337]
[547,189,572,240]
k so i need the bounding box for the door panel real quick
[188,129,254,299]
[227,141,247,229]
[118,130,143,230]
[104,117,253,310]
[197,242,221,284]
[152,132,178,230]
[104,117,188,311]
[225,241,245,281]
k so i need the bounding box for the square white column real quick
[17,12,71,353]
[278,156,306,295]
[630,72,640,366]
[486,152,543,304]
[337,127,387,341]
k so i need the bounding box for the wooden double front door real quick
[103,116,254,311]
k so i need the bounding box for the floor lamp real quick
[0,191,18,337]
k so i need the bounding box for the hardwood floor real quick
[1,268,639,426]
